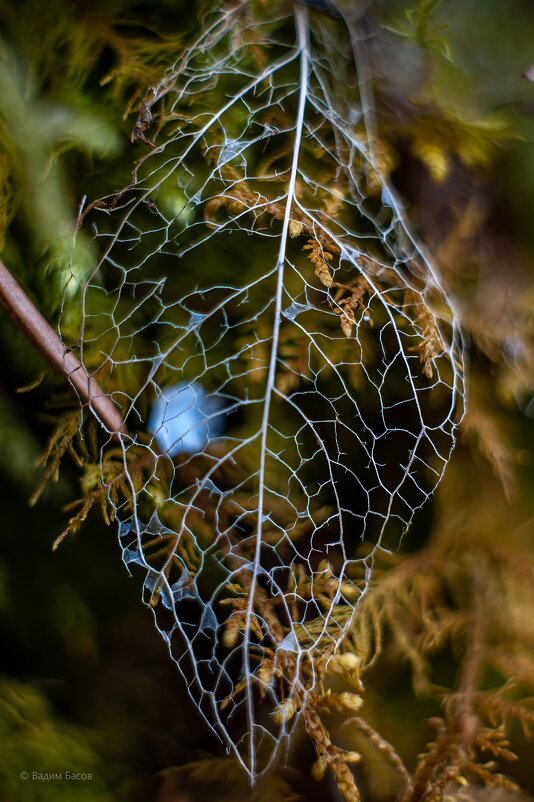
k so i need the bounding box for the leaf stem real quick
[242,3,310,778]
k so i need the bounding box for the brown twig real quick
[302,699,362,802]
[343,716,414,802]
[454,563,486,741]
[0,260,126,437]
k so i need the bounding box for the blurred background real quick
[1,1,534,800]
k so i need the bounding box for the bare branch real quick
[0,260,126,437]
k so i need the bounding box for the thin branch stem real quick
[0,260,126,437]
[455,563,486,740]
[343,716,414,802]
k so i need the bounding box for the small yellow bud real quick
[330,652,360,673]
[289,220,303,238]
[339,692,363,712]
[256,663,274,686]
[340,582,360,601]
[272,698,296,725]
[311,757,327,781]
[222,618,240,649]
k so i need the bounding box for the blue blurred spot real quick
[148,381,225,456]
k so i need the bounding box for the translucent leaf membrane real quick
[63,0,464,780]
